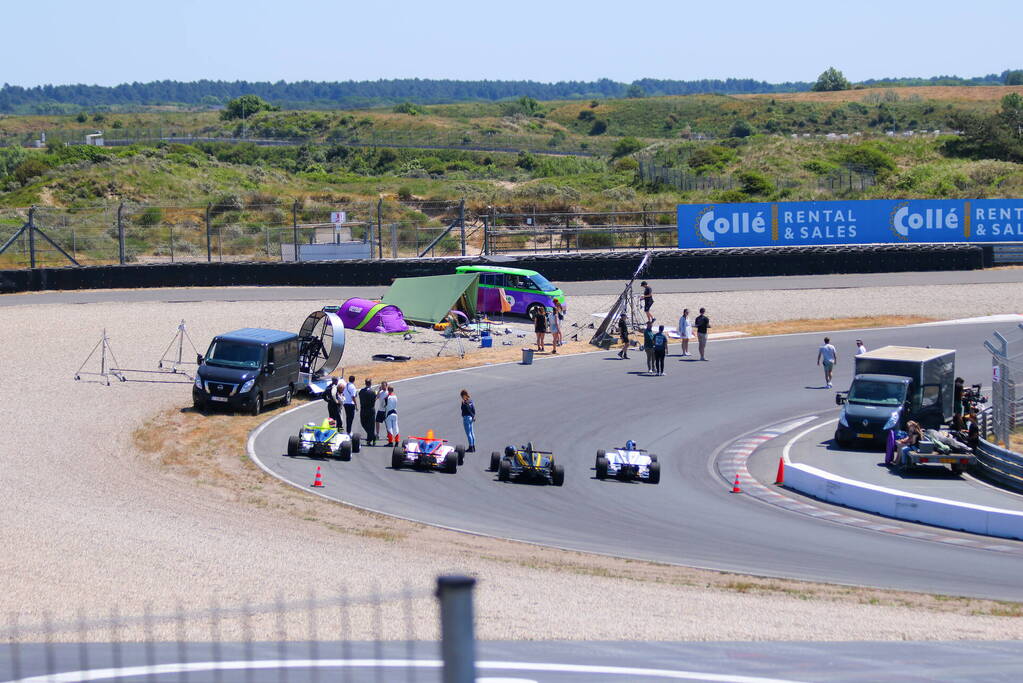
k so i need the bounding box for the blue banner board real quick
[677,199,1023,249]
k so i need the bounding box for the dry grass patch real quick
[726,315,937,337]
[737,85,1023,104]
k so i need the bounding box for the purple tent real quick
[336,298,409,333]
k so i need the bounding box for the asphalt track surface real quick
[4,267,1023,306]
[254,320,1023,600]
[6,641,1023,682]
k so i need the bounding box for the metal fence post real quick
[436,575,476,683]
[205,203,212,262]
[28,206,36,269]
[458,198,466,256]
[390,223,398,258]
[482,214,489,255]
[117,202,125,265]
[377,198,383,259]
[292,200,300,262]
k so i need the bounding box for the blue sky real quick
[4,0,1020,86]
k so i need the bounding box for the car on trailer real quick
[391,431,464,473]
[490,442,564,486]
[595,440,660,484]
[287,418,360,460]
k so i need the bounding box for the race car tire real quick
[595,449,606,468]
[552,464,565,487]
[648,461,661,484]
[401,438,409,449]
[283,386,293,407]
[595,456,609,480]
[498,459,511,481]
[287,435,300,457]
[250,393,263,416]
[338,442,352,462]
[352,435,361,453]
[391,446,404,469]
[504,445,515,459]
[489,451,501,472]
[649,454,658,463]
[455,445,465,466]
[444,453,458,474]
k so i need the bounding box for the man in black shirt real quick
[694,308,710,361]
[358,379,378,445]
[640,281,654,323]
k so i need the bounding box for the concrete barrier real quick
[785,462,1023,541]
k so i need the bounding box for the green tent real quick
[381,273,479,325]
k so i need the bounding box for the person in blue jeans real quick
[652,325,668,376]
[460,389,477,452]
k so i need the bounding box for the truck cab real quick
[834,346,954,448]
[193,328,301,415]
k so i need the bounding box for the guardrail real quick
[975,438,1023,494]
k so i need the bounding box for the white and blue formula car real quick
[287,418,361,460]
[595,440,660,484]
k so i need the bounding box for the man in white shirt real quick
[341,374,357,434]
[384,387,400,445]
[856,339,867,356]
[817,337,838,388]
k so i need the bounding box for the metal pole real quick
[436,576,476,683]
[169,225,175,262]
[377,198,383,259]
[458,198,466,256]
[117,202,125,265]
[292,200,300,262]
[390,223,398,259]
[205,203,212,262]
[482,214,489,255]
[28,206,37,269]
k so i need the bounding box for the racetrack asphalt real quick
[253,319,1023,601]
[3,267,1023,307]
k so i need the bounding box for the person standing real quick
[341,374,357,434]
[617,314,630,359]
[817,336,838,388]
[374,381,389,441]
[640,281,654,323]
[677,308,692,357]
[856,339,867,355]
[460,389,477,452]
[694,308,711,361]
[642,322,656,374]
[533,306,548,352]
[384,386,400,445]
[653,325,668,376]
[324,377,342,428]
[548,303,563,354]
[358,378,377,445]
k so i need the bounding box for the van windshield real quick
[529,273,558,292]
[205,340,262,369]
[848,380,906,406]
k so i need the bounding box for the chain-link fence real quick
[637,157,876,194]
[0,199,474,267]
[485,209,678,254]
[2,575,477,683]
[983,325,1023,447]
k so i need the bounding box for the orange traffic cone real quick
[311,466,324,488]
[731,473,742,493]
[774,457,785,485]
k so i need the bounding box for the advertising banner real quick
[677,199,1023,249]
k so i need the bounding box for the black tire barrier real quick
[0,244,985,294]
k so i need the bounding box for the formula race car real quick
[287,418,360,460]
[595,441,660,484]
[490,443,564,486]
[391,431,465,473]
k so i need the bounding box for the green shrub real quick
[613,157,639,172]
[136,207,164,227]
[589,120,608,136]
[611,136,644,159]
[397,186,414,201]
[737,170,773,196]
[836,143,896,176]
[729,120,754,138]
[14,158,48,185]
[392,101,424,115]
[577,230,616,248]
[803,160,838,175]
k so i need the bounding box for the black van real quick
[193,328,301,415]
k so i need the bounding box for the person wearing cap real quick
[639,281,654,323]
[856,339,867,355]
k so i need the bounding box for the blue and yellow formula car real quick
[287,418,360,460]
[490,442,564,486]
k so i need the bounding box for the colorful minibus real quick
[454,265,567,318]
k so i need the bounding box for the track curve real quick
[252,321,1023,600]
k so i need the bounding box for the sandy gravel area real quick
[2,282,1023,642]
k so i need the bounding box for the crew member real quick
[324,377,342,428]
[652,325,668,376]
[342,374,357,434]
[358,378,378,445]
[385,386,400,445]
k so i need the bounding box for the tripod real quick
[74,329,123,385]
[158,319,200,377]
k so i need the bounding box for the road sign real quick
[330,211,347,225]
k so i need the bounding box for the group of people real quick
[531,300,565,353]
[323,375,478,452]
[815,336,867,388]
[615,304,712,375]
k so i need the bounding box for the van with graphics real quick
[454,265,566,319]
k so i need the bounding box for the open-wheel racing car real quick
[490,442,564,486]
[391,431,465,473]
[287,418,360,460]
[595,440,660,483]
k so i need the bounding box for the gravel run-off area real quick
[3,282,1023,641]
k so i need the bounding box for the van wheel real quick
[283,386,293,407]
[527,303,544,321]
[250,394,262,416]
